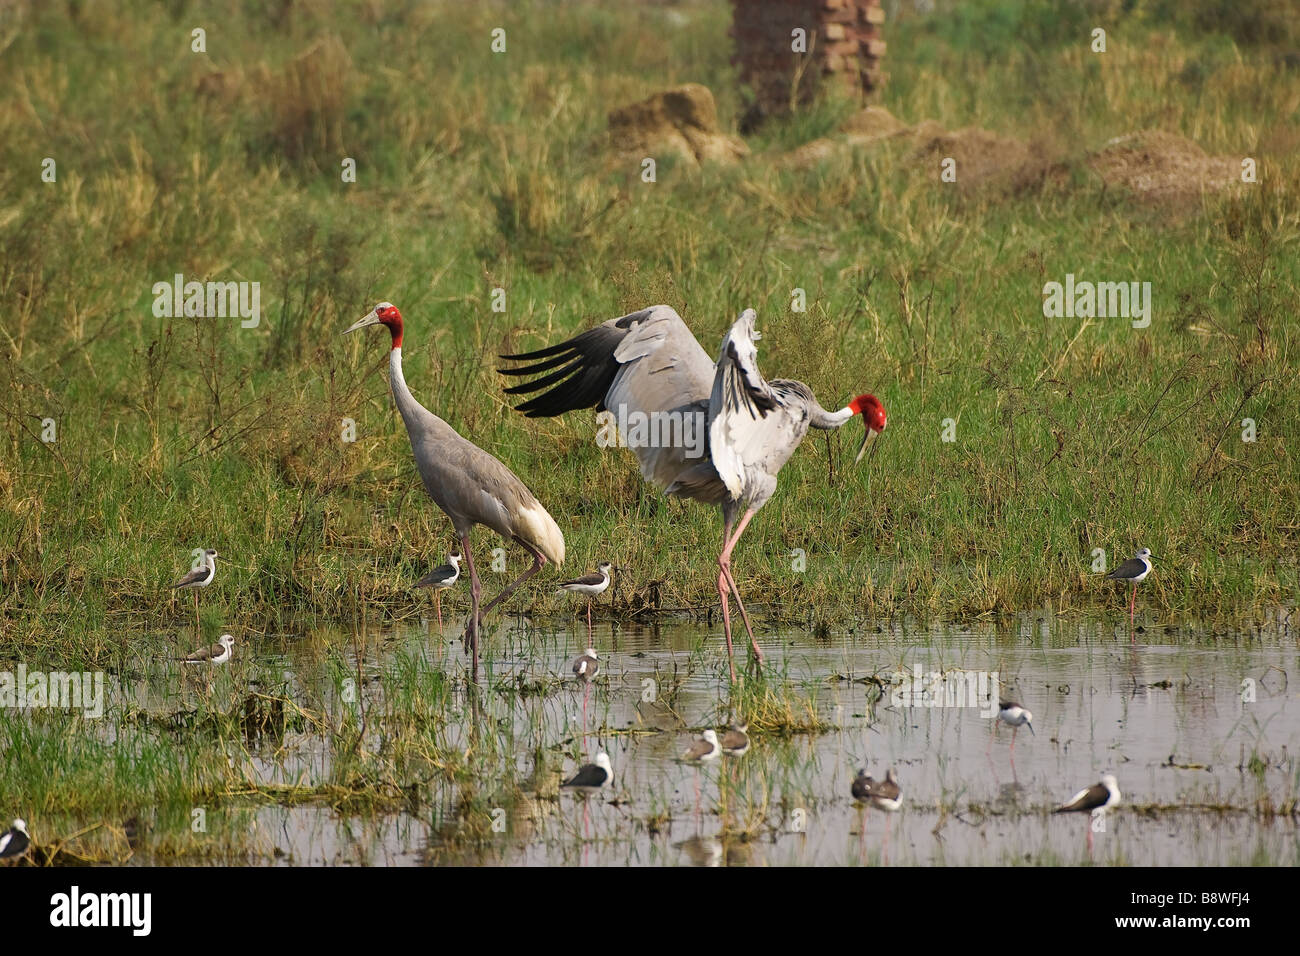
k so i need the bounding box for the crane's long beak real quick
[344,310,380,335]
[854,423,880,464]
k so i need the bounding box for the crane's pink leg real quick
[718,516,737,683]
[480,539,547,618]
[459,535,482,681]
[719,508,764,671]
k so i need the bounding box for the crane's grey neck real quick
[808,399,855,430]
[387,346,459,446]
[388,347,426,429]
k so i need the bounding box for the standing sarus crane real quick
[499,307,887,681]
[346,302,566,681]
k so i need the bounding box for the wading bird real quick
[1055,772,1121,854]
[571,647,600,735]
[1106,548,1154,630]
[681,729,720,817]
[682,729,721,763]
[346,303,566,681]
[851,768,902,854]
[171,548,218,633]
[501,307,887,681]
[852,768,903,813]
[720,721,750,757]
[556,562,613,636]
[415,551,462,629]
[561,751,613,796]
[991,700,1034,757]
[181,633,235,665]
[0,819,29,862]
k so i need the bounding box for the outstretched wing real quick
[708,310,812,504]
[501,306,717,490]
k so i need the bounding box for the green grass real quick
[1,0,1297,668]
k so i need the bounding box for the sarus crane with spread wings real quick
[499,307,886,681]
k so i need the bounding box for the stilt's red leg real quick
[435,591,442,629]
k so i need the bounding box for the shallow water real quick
[109,606,1299,866]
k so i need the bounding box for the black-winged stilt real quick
[181,633,235,665]
[171,548,218,632]
[682,729,721,762]
[991,701,1034,756]
[557,562,613,637]
[1055,772,1121,854]
[720,721,750,757]
[682,729,720,818]
[561,751,613,796]
[571,647,600,737]
[415,551,461,629]
[0,819,29,861]
[851,768,902,856]
[1106,548,1153,629]
[852,768,902,812]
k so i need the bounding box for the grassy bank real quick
[1,0,1297,664]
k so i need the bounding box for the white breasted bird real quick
[556,562,614,637]
[720,721,750,757]
[571,648,599,683]
[994,701,1034,756]
[571,647,600,733]
[682,729,721,763]
[1055,772,1121,853]
[172,548,218,632]
[181,634,235,665]
[0,819,29,861]
[852,768,903,812]
[561,751,613,796]
[1105,547,1154,629]
[415,551,462,629]
[1056,773,1121,817]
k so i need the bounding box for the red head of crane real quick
[345,302,565,681]
[500,306,886,681]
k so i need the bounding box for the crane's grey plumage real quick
[501,306,886,681]
[346,302,565,681]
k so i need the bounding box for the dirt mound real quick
[608,84,748,167]
[842,105,907,141]
[783,108,1042,191]
[783,106,908,168]
[1088,130,1241,207]
[909,124,1038,191]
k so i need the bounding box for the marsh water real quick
[99,608,1300,865]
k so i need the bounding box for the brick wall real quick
[730,0,886,122]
